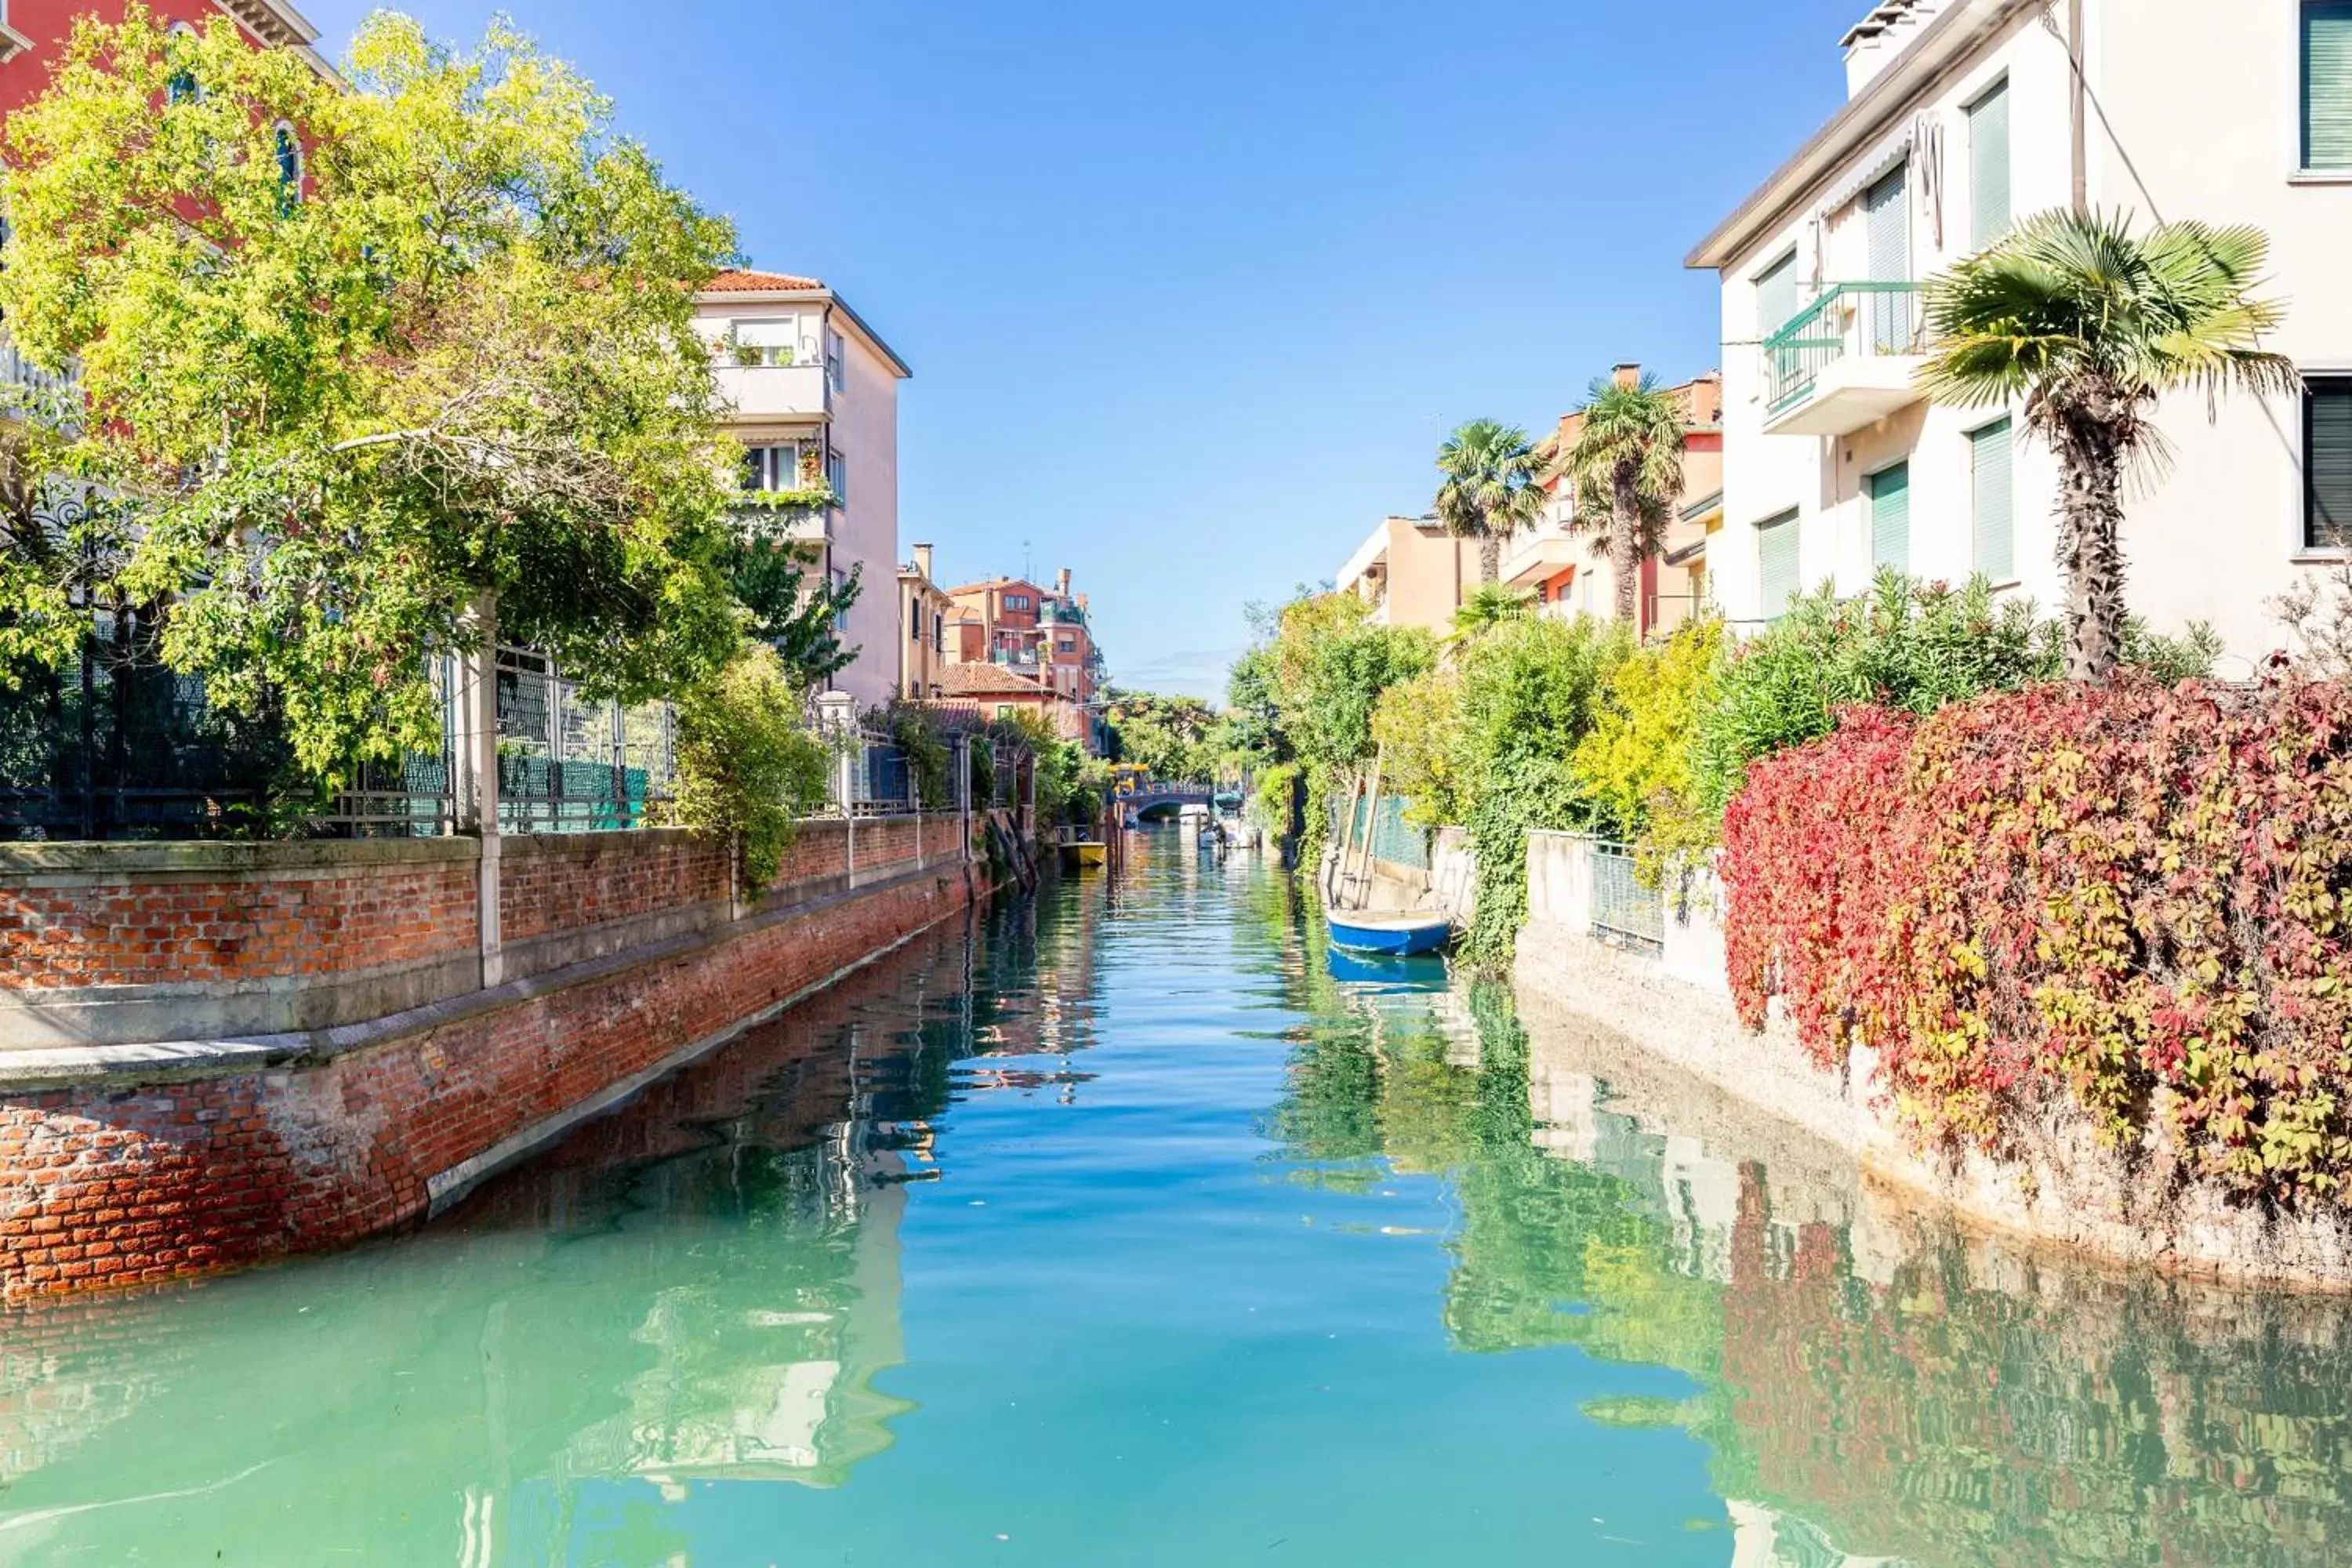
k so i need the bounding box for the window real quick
[1006,593,1031,612]
[826,328,845,392]
[166,22,199,103]
[1868,462,1911,573]
[909,596,921,641]
[274,122,302,212]
[2307,2,2352,169]
[1757,510,1802,619]
[741,443,798,492]
[1969,418,2016,579]
[2307,377,2352,549]
[1968,80,2010,249]
[729,317,800,368]
[824,448,845,502]
[933,611,944,652]
[1755,249,1798,339]
[1058,637,1077,653]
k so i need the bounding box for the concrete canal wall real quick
[1512,829,2352,1289]
[0,817,975,1300]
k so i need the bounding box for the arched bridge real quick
[1127,783,1214,819]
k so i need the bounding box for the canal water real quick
[4,835,2352,1565]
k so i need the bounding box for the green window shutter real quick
[2307,3,2352,169]
[1970,419,2016,579]
[1869,463,1911,574]
[1757,510,1801,619]
[1969,81,2011,249]
[2308,379,2352,548]
[1756,251,1798,339]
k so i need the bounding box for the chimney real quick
[1056,568,1073,599]
[1613,362,1642,391]
[913,543,935,583]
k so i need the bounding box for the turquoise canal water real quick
[6,837,2352,1565]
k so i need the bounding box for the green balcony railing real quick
[1762,281,1926,416]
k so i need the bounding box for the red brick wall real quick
[0,868,973,1301]
[2,857,477,992]
[768,820,851,902]
[499,830,731,946]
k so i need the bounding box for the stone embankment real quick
[0,814,976,1300]
[1509,829,2352,1289]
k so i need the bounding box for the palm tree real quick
[1921,209,2296,680]
[1449,582,1532,639]
[1564,375,1687,627]
[1435,419,1548,585]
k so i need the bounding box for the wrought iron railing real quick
[1762,281,1925,415]
[493,645,677,834]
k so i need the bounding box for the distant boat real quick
[1060,840,1107,869]
[1327,910,1454,957]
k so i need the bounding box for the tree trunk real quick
[1611,466,1642,628]
[1479,532,1501,585]
[2054,413,2128,681]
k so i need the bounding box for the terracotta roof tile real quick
[703,267,826,294]
[935,663,1053,697]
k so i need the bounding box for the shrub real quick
[1721,674,2352,1205]
[880,702,953,809]
[1450,615,1632,969]
[1573,618,1725,859]
[666,644,831,888]
[1692,569,2220,822]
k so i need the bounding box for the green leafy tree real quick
[1920,209,2295,680]
[0,9,750,782]
[666,644,831,888]
[1435,419,1549,585]
[1449,583,1533,639]
[1564,374,1688,626]
[1105,688,1218,782]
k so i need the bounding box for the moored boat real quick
[1326,910,1454,957]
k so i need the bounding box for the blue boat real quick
[1326,910,1454,957]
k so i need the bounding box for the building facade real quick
[1690,0,2352,670]
[943,570,1108,748]
[1502,366,1726,635]
[1334,515,1484,634]
[695,268,911,708]
[898,544,953,701]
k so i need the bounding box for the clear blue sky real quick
[302,0,1867,699]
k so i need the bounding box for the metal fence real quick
[494,646,677,833]
[1589,839,1666,956]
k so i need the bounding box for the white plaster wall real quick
[1717,9,2080,631]
[826,318,903,709]
[2087,0,2352,670]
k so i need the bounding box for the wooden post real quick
[1353,746,1387,913]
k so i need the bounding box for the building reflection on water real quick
[0,901,1093,1566]
[1271,897,2352,1568]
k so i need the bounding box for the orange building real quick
[944,568,1107,751]
[1505,365,1726,637]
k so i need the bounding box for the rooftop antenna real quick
[1022,539,1033,585]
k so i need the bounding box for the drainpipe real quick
[2069,0,2088,213]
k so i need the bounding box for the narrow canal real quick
[4,834,2352,1565]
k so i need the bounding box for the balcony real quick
[1761,283,1927,437]
[0,328,81,431]
[1499,529,1584,591]
[714,351,829,423]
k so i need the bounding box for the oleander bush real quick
[1722,673,2352,1204]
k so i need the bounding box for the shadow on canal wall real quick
[0,817,978,1300]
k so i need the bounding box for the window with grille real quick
[2307,2,2352,169]
[2307,378,2352,550]
[1757,510,1801,619]
[1968,80,2010,249]
[1970,418,2016,579]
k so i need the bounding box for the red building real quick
[944,568,1107,750]
[0,2,328,112]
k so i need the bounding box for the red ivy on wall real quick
[1721,675,2352,1203]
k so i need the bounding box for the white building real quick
[1687,0,2352,669]
[695,268,911,708]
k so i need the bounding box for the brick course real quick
[499,830,731,946]
[2,864,477,991]
[0,826,976,1301]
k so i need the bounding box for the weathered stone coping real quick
[0,858,965,1095]
[0,837,477,877]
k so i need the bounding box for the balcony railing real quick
[0,329,82,430]
[1762,282,1925,416]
